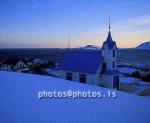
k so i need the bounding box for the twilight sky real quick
[0,0,150,48]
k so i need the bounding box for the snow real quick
[118,67,137,74]
[136,81,150,86]
[45,68,60,77]
[132,87,146,95]
[80,45,99,50]
[120,76,150,86]
[120,76,139,84]
[0,71,150,123]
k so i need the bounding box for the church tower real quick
[100,16,120,89]
[101,27,117,70]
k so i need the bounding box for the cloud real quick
[75,15,150,48]
[118,15,150,27]
[1,15,150,48]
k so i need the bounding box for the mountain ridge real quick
[136,41,150,50]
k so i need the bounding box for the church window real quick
[113,50,115,57]
[102,63,107,70]
[66,72,72,81]
[79,73,86,83]
[113,61,115,68]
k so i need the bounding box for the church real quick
[59,26,120,89]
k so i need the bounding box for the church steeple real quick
[106,31,113,43]
[106,15,113,43]
[100,16,120,89]
[102,15,117,50]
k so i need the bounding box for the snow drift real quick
[0,71,150,123]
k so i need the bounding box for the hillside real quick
[136,41,150,50]
[80,45,99,50]
[0,71,150,123]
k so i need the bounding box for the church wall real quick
[86,73,98,85]
[59,70,66,79]
[100,74,113,88]
[72,72,79,82]
[102,49,116,70]
[59,70,119,89]
[59,70,99,85]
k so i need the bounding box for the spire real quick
[106,15,113,43]
[101,15,116,49]
[106,31,113,42]
[109,14,111,31]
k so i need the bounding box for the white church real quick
[59,26,120,89]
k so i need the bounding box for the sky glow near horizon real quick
[0,0,150,48]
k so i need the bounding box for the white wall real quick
[86,73,97,85]
[99,74,113,88]
[59,70,100,85]
[58,70,120,89]
[102,45,117,70]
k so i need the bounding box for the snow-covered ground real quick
[0,71,150,123]
[120,76,150,85]
[120,76,139,84]
[118,67,137,74]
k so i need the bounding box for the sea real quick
[0,48,150,66]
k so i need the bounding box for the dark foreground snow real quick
[0,71,150,123]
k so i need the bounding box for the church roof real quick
[102,31,117,49]
[60,50,103,74]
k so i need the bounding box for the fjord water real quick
[0,49,150,65]
[117,49,150,65]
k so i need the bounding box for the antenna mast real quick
[67,34,70,50]
[109,14,111,31]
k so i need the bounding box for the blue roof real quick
[102,31,117,49]
[60,50,103,74]
[101,69,120,75]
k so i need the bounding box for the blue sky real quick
[0,0,150,48]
